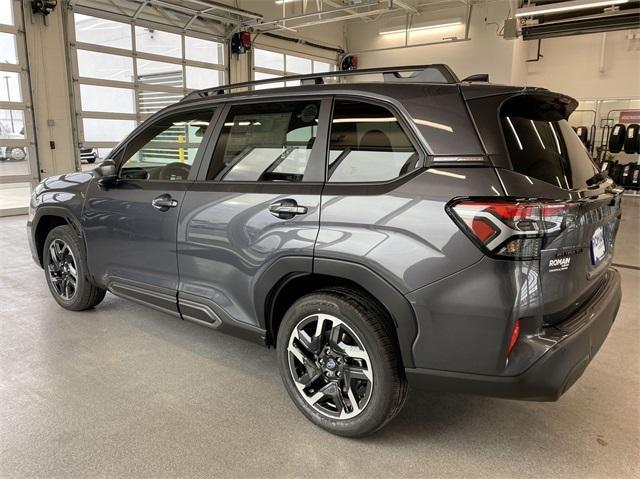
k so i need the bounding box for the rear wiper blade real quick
[585,171,607,188]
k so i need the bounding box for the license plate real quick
[590,227,606,265]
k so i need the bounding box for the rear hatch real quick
[497,93,622,325]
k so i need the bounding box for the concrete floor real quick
[1,199,638,478]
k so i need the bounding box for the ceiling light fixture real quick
[379,20,462,35]
[515,0,628,17]
[275,0,301,4]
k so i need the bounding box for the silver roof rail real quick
[181,64,459,102]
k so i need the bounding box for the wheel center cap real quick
[324,357,337,370]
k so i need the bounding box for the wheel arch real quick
[260,257,417,368]
[32,207,83,266]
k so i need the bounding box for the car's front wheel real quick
[277,289,408,437]
[43,225,106,311]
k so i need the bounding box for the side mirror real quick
[93,159,117,188]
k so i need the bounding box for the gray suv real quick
[27,65,623,437]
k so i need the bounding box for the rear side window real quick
[206,100,320,182]
[328,100,419,183]
[501,99,598,189]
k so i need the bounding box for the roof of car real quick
[178,64,535,106]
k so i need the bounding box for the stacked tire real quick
[606,123,639,190]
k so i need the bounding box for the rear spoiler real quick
[500,92,578,121]
[461,86,578,121]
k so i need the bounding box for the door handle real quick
[269,200,308,219]
[152,194,179,212]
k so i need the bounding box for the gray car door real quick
[176,97,330,331]
[82,107,219,315]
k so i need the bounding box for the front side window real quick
[207,101,321,182]
[328,100,419,183]
[120,110,213,181]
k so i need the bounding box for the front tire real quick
[277,289,408,437]
[43,225,106,311]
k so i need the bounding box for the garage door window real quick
[70,11,226,160]
[252,48,335,89]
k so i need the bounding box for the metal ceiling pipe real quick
[247,0,384,28]
[257,7,403,32]
[182,0,263,20]
[132,0,242,25]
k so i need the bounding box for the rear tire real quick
[43,225,106,311]
[277,289,407,437]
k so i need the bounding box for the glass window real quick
[328,100,418,183]
[254,49,284,71]
[138,90,184,115]
[137,59,183,86]
[80,85,135,114]
[185,36,223,64]
[77,50,134,82]
[0,71,22,102]
[135,26,182,58]
[120,111,213,181]
[0,32,17,64]
[83,118,136,143]
[0,109,25,139]
[0,146,29,172]
[207,101,321,182]
[74,14,132,50]
[557,121,599,187]
[287,55,312,74]
[313,61,333,73]
[254,72,284,90]
[0,0,14,26]
[137,59,182,81]
[186,66,223,90]
[502,116,598,189]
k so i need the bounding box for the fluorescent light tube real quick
[379,21,462,35]
[275,0,300,4]
[515,0,628,17]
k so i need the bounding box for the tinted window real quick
[120,110,213,181]
[502,116,598,189]
[328,100,419,183]
[207,101,320,182]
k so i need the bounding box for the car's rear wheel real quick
[277,289,407,437]
[43,225,106,311]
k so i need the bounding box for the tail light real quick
[447,199,569,260]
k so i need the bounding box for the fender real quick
[255,255,418,368]
[253,255,313,329]
[314,257,418,368]
[29,205,84,266]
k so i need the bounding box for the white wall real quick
[525,30,640,99]
[345,2,518,85]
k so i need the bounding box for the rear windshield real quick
[501,115,599,190]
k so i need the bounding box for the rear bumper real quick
[406,267,621,401]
